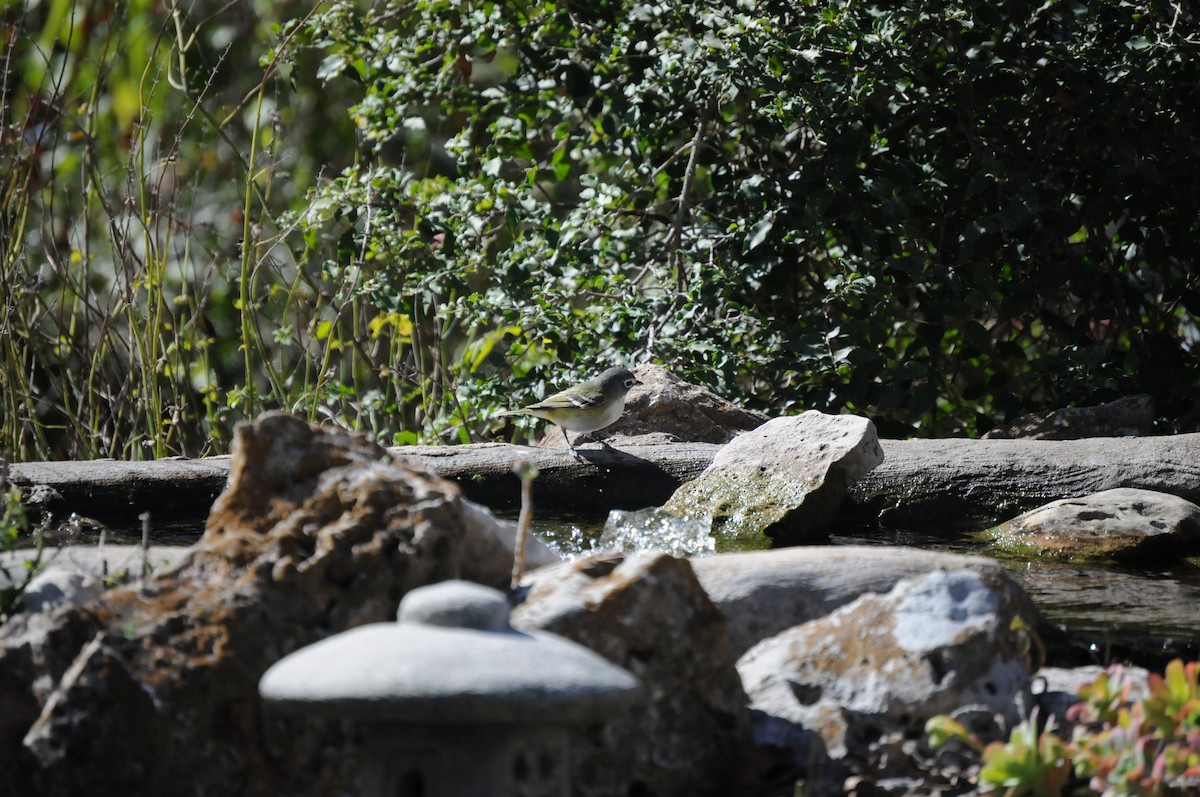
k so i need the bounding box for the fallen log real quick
[849,435,1200,528]
[7,434,1200,531]
[4,442,720,522]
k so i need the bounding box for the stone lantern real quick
[259,579,640,797]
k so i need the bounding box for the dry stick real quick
[666,97,714,291]
[510,460,539,591]
[644,97,714,357]
[98,523,108,582]
[139,510,151,591]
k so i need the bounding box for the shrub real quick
[292,0,1200,439]
[4,1,1199,458]
[0,470,43,620]
[929,659,1200,795]
[0,1,358,458]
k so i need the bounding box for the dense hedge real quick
[296,0,1200,437]
[3,1,1198,460]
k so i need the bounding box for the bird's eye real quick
[625,378,637,388]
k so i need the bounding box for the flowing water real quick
[530,511,1200,667]
[24,507,1199,667]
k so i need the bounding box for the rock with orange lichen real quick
[737,567,1039,794]
[0,412,549,797]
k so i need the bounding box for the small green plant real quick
[928,707,1070,797]
[983,708,1072,797]
[928,660,1200,796]
[1069,659,1200,796]
[0,483,44,621]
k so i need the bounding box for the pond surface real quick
[29,508,1200,668]
[529,512,1200,668]
[29,514,209,548]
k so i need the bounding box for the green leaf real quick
[747,216,774,251]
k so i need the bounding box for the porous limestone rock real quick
[738,568,1038,793]
[984,487,1200,561]
[0,412,551,797]
[512,551,750,797]
[604,363,768,444]
[983,394,1155,440]
[662,411,883,547]
[689,546,1019,658]
[17,569,104,614]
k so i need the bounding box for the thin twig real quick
[510,460,539,590]
[139,510,151,591]
[665,97,714,292]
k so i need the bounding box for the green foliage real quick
[0,0,396,459]
[927,708,1071,796]
[981,708,1073,797]
[294,0,1200,438]
[927,714,985,754]
[1069,660,1200,795]
[928,660,1200,796]
[0,481,43,620]
[3,1,1199,459]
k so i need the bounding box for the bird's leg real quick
[561,425,583,460]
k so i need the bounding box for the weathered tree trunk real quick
[848,436,1200,528]
[8,435,1200,530]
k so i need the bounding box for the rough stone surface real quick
[663,411,884,546]
[512,551,750,797]
[738,568,1039,793]
[1,545,192,593]
[983,394,1155,440]
[603,363,768,444]
[689,546,1018,658]
[849,434,1200,528]
[984,487,1200,561]
[459,493,560,577]
[0,412,547,797]
[18,569,104,614]
[14,432,1200,524]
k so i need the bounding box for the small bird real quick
[502,367,642,458]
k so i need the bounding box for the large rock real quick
[738,568,1038,794]
[1,545,192,595]
[17,568,103,614]
[689,546,1020,658]
[983,394,1155,439]
[604,363,768,444]
[662,412,883,547]
[512,552,750,797]
[0,412,552,797]
[983,487,1200,562]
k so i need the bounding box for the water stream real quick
[531,511,1200,667]
[29,507,1199,667]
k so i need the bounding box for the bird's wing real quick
[528,388,602,410]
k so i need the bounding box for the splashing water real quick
[596,507,716,558]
